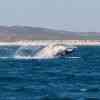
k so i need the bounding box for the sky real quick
[0,0,100,32]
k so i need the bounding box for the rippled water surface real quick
[0,46,100,100]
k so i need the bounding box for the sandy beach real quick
[0,40,99,46]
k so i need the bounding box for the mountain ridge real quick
[0,26,99,41]
[0,26,79,41]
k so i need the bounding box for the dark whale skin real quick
[55,49,73,58]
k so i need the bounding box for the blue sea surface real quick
[0,46,100,100]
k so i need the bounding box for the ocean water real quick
[0,46,100,100]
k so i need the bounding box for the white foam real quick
[14,56,34,60]
[0,57,10,59]
[67,57,80,59]
[0,56,80,60]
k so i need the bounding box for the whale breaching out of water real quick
[15,43,76,59]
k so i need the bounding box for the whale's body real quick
[34,44,75,59]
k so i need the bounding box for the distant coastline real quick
[0,26,100,41]
[0,40,100,46]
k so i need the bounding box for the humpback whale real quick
[33,43,76,59]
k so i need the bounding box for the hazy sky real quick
[0,0,100,32]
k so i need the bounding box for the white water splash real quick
[67,57,80,59]
[14,43,77,59]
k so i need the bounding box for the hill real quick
[0,26,99,41]
[0,26,79,41]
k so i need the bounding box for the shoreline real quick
[0,40,99,46]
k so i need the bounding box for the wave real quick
[0,57,10,59]
[0,56,80,60]
[67,57,80,59]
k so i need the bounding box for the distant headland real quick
[0,26,99,42]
